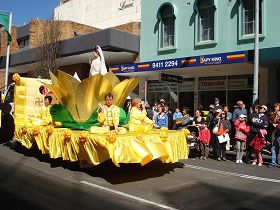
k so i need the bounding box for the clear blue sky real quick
[0,0,60,26]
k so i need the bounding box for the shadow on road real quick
[4,142,184,184]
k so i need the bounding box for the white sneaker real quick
[239,160,243,164]
[258,163,262,166]
[252,162,257,165]
[236,160,240,164]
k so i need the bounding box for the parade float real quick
[12,71,189,167]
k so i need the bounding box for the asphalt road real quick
[1,142,280,210]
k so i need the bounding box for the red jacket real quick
[234,120,250,141]
[250,134,266,151]
[198,127,211,144]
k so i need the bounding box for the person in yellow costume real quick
[31,95,53,126]
[91,92,126,134]
[128,97,154,132]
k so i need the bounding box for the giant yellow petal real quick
[103,70,120,87]
[83,74,113,103]
[75,76,101,121]
[41,82,80,121]
[112,77,140,107]
[57,71,80,105]
[49,70,58,86]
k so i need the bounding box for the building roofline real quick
[0,28,139,68]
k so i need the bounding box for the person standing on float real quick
[89,45,107,76]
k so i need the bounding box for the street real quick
[1,143,280,210]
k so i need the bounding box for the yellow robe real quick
[91,104,126,134]
[128,107,153,132]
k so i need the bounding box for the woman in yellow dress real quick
[128,97,154,132]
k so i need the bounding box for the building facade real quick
[0,18,140,88]
[54,0,141,29]
[111,0,280,113]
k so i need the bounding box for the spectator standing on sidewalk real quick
[198,122,211,159]
[213,98,223,114]
[232,101,247,123]
[0,103,15,144]
[268,103,280,167]
[245,105,259,164]
[250,105,269,166]
[213,110,231,161]
[173,107,183,130]
[234,114,250,163]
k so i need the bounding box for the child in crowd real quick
[198,121,211,159]
[234,114,250,163]
[250,129,267,166]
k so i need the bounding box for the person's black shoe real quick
[268,164,276,168]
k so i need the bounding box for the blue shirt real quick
[173,112,183,121]
[156,113,168,128]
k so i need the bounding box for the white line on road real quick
[80,181,178,210]
[184,164,280,183]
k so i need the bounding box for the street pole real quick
[4,12,12,93]
[252,0,259,104]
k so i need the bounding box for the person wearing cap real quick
[234,114,250,163]
[159,99,165,106]
[212,98,223,114]
[232,101,247,123]
[206,104,215,123]
[249,105,269,166]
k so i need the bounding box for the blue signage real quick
[109,51,246,74]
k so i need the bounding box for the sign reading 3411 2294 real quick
[152,59,178,70]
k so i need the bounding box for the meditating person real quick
[128,97,154,132]
[94,92,121,134]
[89,45,107,76]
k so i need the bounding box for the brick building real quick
[0,18,140,88]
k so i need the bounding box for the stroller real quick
[186,125,200,158]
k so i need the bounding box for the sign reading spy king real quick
[109,51,246,74]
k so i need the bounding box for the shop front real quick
[109,50,261,114]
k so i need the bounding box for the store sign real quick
[199,80,226,90]
[160,73,183,83]
[228,78,248,89]
[109,51,246,74]
[178,81,195,91]
[200,55,222,65]
[148,81,177,92]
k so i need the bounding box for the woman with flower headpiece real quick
[128,97,154,132]
[89,45,107,76]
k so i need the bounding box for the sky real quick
[0,0,60,26]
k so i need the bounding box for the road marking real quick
[80,181,178,210]
[184,164,280,183]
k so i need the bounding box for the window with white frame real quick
[242,0,262,36]
[159,4,175,48]
[197,0,215,42]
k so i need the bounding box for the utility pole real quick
[252,0,259,104]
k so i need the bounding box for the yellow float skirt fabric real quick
[14,125,189,167]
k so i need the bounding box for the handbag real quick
[218,133,230,143]
[212,119,220,134]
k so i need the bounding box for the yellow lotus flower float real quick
[42,70,139,130]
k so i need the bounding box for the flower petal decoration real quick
[112,77,140,108]
[42,70,139,126]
